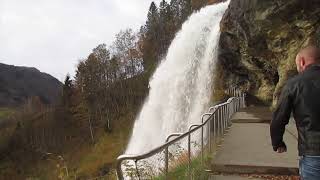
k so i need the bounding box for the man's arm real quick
[270,83,293,152]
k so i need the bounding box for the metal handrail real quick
[116,87,246,179]
[116,111,217,179]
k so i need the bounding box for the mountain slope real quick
[0,63,62,107]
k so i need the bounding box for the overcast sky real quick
[0,0,161,81]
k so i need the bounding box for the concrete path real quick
[210,106,299,177]
[209,175,260,180]
[231,107,272,123]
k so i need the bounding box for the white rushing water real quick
[126,1,230,155]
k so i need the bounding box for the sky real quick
[0,0,161,81]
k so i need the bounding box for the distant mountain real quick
[0,63,62,107]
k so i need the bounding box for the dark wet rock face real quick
[218,0,320,106]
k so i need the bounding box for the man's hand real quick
[273,141,287,153]
[276,146,287,153]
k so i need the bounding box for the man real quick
[270,46,320,180]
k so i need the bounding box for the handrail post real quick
[226,98,233,127]
[164,148,168,178]
[208,118,211,153]
[116,159,124,180]
[235,98,237,111]
[188,124,201,180]
[226,105,228,128]
[223,105,225,133]
[228,102,231,126]
[236,98,238,111]
[220,107,222,137]
[208,105,218,152]
[243,93,246,108]
[232,100,235,116]
[165,133,183,178]
[188,133,191,180]
[228,104,230,125]
[135,160,141,180]
[220,107,223,138]
[201,113,212,166]
[222,105,225,133]
[213,110,217,147]
[224,105,227,131]
[209,107,216,153]
[216,107,220,142]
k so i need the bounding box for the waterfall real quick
[126,1,230,155]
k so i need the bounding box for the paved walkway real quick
[209,106,299,180]
[209,175,260,180]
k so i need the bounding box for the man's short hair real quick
[300,46,320,63]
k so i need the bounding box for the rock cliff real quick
[218,0,320,105]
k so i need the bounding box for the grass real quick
[60,113,135,179]
[153,154,211,180]
[0,108,16,159]
[0,107,15,119]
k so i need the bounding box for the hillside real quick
[0,63,62,107]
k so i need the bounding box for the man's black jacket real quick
[271,64,320,156]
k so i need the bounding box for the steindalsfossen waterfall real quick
[126,1,229,155]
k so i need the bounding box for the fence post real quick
[223,105,225,132]
[165,146,169,178]
[213,111,217,147]
[116,159,124,180]
[201,113,212,167]
[208,118,211,153]
[223,105,226,132]
[225,105,228,129]
[209,107,217,153]
[165,133,182,179]
[217,107,221,140]
[188,132,191,180]
[226,98,233,127]
[135,160,141,180]
[188,124,200,180]
[220,107,223,137]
